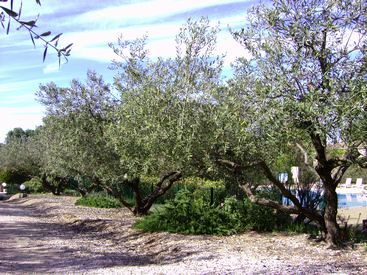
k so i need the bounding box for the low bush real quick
[135,190,241,235]
[75,192,122,208]
[134,189,292,235]
[143,176,226,204]
[0,168,29,186]
[23,177,45,193]
[343,226,367,244]
[240,198,291,232]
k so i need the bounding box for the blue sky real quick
[0,0,257,143]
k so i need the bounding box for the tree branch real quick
[332,165,349,184]
[258,161,306,208]
[148,171,182,199]
[217,158,306,210]
[216,157,325,225]
[309,130,328,167]
[216,158,261,173]
[295,142,310,166]
[240,184,300,214]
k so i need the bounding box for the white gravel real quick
[0,194,366,274]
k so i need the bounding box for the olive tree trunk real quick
[217,156,344,247]
[103,171,182,216]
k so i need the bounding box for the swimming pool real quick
[282,189,367,208]
[337,193,367,208]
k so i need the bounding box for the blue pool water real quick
[283,191,367,208]
[337,193,367,208]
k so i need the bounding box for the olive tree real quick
[0,127,43,192]
[36,71,119,196]
[214,0,367,246]
[107,17,223,214]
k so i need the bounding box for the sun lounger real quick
[345,178,352,188]
[356,178,364,188]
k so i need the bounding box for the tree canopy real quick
[218,0,367,246]
[1,1,366,246]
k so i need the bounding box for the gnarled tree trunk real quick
[310,131,344,247]
[130,171,182,215]
[217,156,344,247]
[104,171,182,216]
[322,182,341,246]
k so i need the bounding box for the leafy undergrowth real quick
[344,226,367,244]
[134,190,317,236]
[75,192,121,208]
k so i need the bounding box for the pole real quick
[210,187,214,206]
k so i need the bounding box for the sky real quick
[0,0,258,143]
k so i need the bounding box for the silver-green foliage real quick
[231,0,367,150]
[34,18,224,214]
[36,71,120,192]
[219,0,367,246]
[108,17,224,178]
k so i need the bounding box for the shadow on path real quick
[0,201,195,274]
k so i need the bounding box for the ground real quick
[0,194,366,274]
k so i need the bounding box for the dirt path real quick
[0,200,91,273]
[0,196,168,274]
[0,195,366,274]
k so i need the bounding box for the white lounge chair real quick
[356,178,364,188]
[345,178,352,188]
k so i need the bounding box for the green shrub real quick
[75,192,122,208]
[1,182,15,194]
[135,190,241,235]
[167,177,225,205]
[240,198,292,232]
[23,177,45,193]
[0,168,30,194]
[135,190,292,235]
[180,177,225,189]
[343,226,367,244]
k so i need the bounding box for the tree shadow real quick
[0,203,201,273]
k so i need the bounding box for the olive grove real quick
[32,18,223,215]
[1,0,366,246]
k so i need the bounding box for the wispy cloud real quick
[3,1,252,65]
[0,0,256,141]
[0,80,41,94]
[60,12,249,64]
[43,62,62,74]
[0,93,37,106]
[0,76,65,94]
[0,106,44,143]
[62,0,251,28]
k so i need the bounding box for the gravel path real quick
[0,195,366,274]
